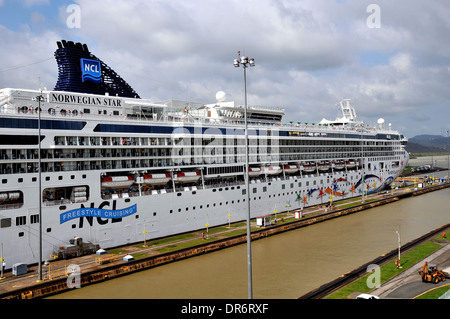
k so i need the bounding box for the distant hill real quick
[405,134,449,154]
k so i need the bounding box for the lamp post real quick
[234,51,255,299]
[396,229,402,268]
[36,92,44,281]
[447,129,449,181]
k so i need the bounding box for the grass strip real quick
[414,284,450,299]
[325,240,443,299]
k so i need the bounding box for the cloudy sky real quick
[0,0,449,138]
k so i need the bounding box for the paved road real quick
[371,243,450,299]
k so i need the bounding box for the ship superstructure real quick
[0,41,408,267]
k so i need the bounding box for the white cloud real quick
[389,53,412,72]
[0,0,449,137]
[0,25,59,90]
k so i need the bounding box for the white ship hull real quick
[0,153,406,268]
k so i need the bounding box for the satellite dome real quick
[216,91,226,102]
[377,118,385,125]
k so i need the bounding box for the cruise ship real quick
[0,41,409,267]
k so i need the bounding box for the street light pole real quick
[37,92,43,281]
[234,52,255,299]
[396,228,401,268]
[447,129,449,180]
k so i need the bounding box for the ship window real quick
[44,186,89,206]
[46,228,51,233]
[19,232,24,237]
[1,179,6,184]
[18,178,23,183]
[0,218,11,228]
[31,215,39,224]
[16,216,26,226]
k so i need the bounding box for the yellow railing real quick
[95,254,119,265]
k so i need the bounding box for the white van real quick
[356,293,380,299]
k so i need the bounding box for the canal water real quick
[53,157,450,299]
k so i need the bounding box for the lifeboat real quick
[302,162,316,173]
[101,176,134,188]
[333,161,345,170]
[318,161,330,171]
[283,165,299,174]
[264,166,282,175]
[346,161,356,169]
[248,167,262,177]
[143,173,171,185]
[176,171,201,183]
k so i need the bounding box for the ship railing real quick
[249,105,285,112]
[0,202,23,211]
[102,187,177,200]
[43,199,72,207]
[203,180,245,189]
[7,103,398,134]
[0,95,10,107]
